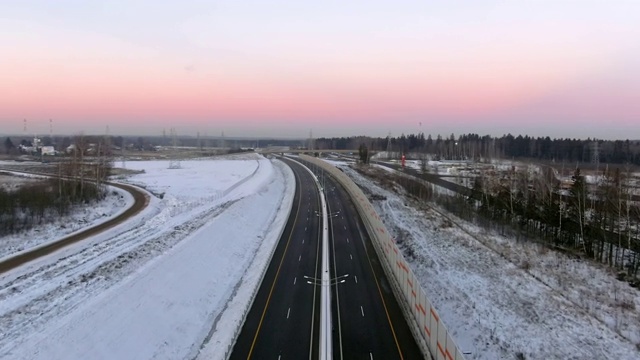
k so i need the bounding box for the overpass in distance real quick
[257,148,361,154]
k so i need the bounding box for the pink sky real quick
[1,1,639,139]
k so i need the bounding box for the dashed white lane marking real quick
[299,255,301,262]
[355,276,358,283]
[361,306,365,317]
[294,277,297,285]
[302,239,305,244]
[305,227,307,231]
[350,254,353,260]
[287,308,291,319]
[370,353,374,360]
[347,238,349,244]
[344,225,347,230]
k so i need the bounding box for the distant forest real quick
[4,132,640,166]
[315,134,640,166]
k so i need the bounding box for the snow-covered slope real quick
[0,155,294,360]
[333,162,639,360]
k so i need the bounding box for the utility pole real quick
[169,128,181,169]
[386,131,392,160]
[121,136,126,169]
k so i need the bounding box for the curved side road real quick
[0,179,149,275]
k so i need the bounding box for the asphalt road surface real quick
[372,160,472,197]
[231,158,423,359]
[314,164,423,360]
[231,158,322,360]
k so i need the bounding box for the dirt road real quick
[0,180,149,274]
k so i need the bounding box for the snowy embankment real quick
[331,161,639,360]
[0,154,294,360]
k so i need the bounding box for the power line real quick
[168,128,181,169]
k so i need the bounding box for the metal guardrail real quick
[301,155,466,360]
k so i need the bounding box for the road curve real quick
[231,157,322,360]
[0,177,149,275]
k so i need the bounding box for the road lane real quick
[315,163,423,360]
[231,158,322,360]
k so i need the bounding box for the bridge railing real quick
[300,155,466,360]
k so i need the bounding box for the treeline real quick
[0,178,106,236]
[0,150,113,236]
[2,134,307,154]
[316,133,640,165]
[356,163,640,278]
[469,166,640,274]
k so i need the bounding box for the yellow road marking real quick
[362,233,404,359]
[246,165,304,359]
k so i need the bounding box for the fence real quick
[300,155,466,360]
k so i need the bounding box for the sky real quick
[0,0,639,139]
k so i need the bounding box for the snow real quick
[330,162,640,360]
[0,173,40,191]
[121,158,259,199]
[0,154,294,360]
[0,186,133,259]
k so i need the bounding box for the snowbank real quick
[0,155,293,360]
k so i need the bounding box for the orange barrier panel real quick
[301,155,466,360]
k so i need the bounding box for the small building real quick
[41,146,56,156]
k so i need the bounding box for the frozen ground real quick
[329,160,640,360]
[0,173,40,191]
[0,154,294,360]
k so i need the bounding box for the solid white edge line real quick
[286,156,332,360]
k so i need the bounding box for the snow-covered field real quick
[330,161,640,360]
[0,154,294,360]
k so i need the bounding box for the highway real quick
[231,157,422,359]
[312,163,423,360]
[230,158,322,360]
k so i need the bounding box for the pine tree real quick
[4,137,15,153]
[358,143,368,164]
[569,167,590,255]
